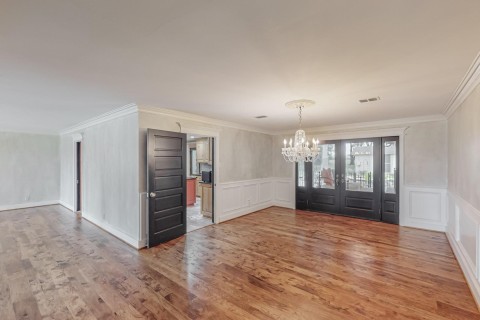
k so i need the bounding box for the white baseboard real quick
[82,212,143,249]
[446,232,480,308]
[58,200,75,212]
[0,200,59,212]
[219,201,274,223]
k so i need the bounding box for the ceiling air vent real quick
[359,96,381,103]
[255,115,268,119]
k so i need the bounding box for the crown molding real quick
[138,105,271,135]
[59,103,450,138]
[444,51,480,119]
[60,103,138,135]
[273,114,446,136]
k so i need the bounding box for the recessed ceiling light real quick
[190,135,195,138]
[255,115,268,119]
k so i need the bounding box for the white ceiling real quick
[1,0,480,133]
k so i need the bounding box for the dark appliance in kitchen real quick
[201,171,212,183]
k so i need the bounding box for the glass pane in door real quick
[297,161,305,187]
[384,141,397,194]
[312,144,336,189]
[345,142,374,192]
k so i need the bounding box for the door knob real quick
[149,192,156,198]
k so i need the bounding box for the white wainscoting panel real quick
[258,181,274,204]
[402,186,447,231]
[446,192,480,307]
[273,178,295,209]
[217,178,294,223]
[244,183,259,207]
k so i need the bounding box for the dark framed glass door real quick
[381,137,399,224]
[339,138,381,220]
[295,160,309,210]
[295,136,399,224]
[309,141,341,213]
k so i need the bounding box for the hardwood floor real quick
[0,205,478,319]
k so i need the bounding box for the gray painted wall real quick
[219,127,272,182]
[60,113,140,241]
[404,121,448,188]
[138,111,273,190]
[60,134,74,206]
[272,135,295,178]
[0,132,59,207]
[272,120,448,189]
[448,84,480,210]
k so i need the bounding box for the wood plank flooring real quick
[0,205,478,319]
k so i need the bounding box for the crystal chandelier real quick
[281,99,320,162]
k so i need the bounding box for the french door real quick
[296,136,399,223]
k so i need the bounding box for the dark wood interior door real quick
[76,141,81,212]
[147,129,187,247]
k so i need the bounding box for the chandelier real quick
[281,99,320,162]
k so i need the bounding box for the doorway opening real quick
[75,141,82,213]
[186,134,214,232]
[296,136,399,224]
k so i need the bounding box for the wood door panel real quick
[154,136,183,150]
[311,194,336,206]
[154,194,183,211]
[152,212,184,233]
[296,190,309,210]
[153,206,184,218]
[344,197,374,210]
[155,157,182,170]
[383,201,396,213]
[154,176,183,191]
